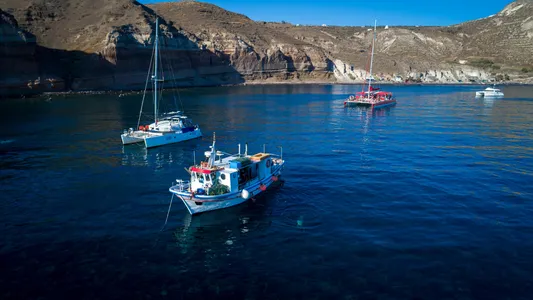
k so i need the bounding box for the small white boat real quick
[475,86,504,98]
[121,18,202,148]
[169,133,285,215]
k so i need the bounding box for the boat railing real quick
[172,179,190,192]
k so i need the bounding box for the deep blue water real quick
[1,84,533,299]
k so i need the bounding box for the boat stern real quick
[121,132,144,145]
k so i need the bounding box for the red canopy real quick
[191,167,213,174]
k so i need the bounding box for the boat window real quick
[221,174,226,180]
[199,174,204,183]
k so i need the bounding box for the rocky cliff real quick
[0,0,243,97]
[1,0,532,97]
[0,9,41,96]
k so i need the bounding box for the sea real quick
[1,84,533,299]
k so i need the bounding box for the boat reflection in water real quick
[344,105,395,121]
[121,143,198,168]
[172,190,277,256]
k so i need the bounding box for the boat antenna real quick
[263,144,266,153]
[238,143,241,156]
[153,17,159,126]
[367,19,377,96]
[245,143,248,156]
[193,150,196,165]
[207,132,216,167]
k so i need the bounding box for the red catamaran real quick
[344,20,397,109]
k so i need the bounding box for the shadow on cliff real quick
[1,10,245,98]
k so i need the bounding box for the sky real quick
[143,0,515,26]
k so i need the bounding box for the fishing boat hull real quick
[170,166,283,215]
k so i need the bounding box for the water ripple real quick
[1,84,533,299]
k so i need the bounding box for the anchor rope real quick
[161,193,174,231]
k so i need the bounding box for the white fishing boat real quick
[121,18,202,148]
[344,20,397,109]
[475,85,504,98]
[169,133,285,215]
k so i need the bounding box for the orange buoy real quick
[259,184,267,191]
[271,175,278,182]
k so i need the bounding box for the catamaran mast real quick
[154,18,159,125]
[367,20,377,95]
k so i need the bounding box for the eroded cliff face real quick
[145,0,533,84]
[1,0,244,97]
[148,2,334,83]
[1,0,533,97]
[1,9,42,96]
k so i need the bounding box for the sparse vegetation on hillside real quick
[2,0,533,95]
[469,58,495,68]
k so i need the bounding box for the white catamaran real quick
[169,133,285,215]
[121,18,202,148]
[475,85,504,98]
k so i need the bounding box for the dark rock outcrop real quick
[0,9,41,96]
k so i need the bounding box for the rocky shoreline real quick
[2,80,530,100]
[2,0,533,99]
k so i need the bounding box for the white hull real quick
[179,194,247,215]
[171,166,283,215]
[121,128,202,148]
[476,91,504,98]
[144,129,202,148]
[476,86,504,98]
[121,134,144,145]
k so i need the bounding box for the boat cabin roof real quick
[250,153,271,161]
[485,87,500,91]
[356,91,392,95]
[190,152,272,175]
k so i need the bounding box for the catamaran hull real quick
[171,168,283,215]
[475,92,503,98]
[121,129,202,148]
[344,99,397,108]
[373,100,397,108]
[144,129,202,148]
[121,134,144,145]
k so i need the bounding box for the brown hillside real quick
[454,0,533,67]
[1,0,158,52]
[1,0,533,97]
